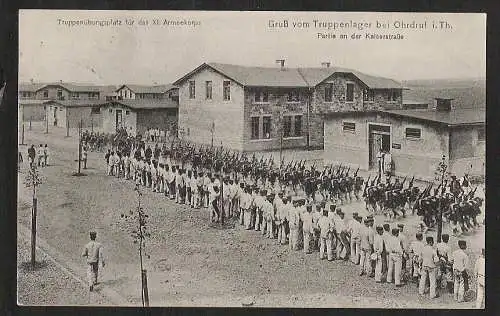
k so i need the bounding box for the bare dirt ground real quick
[17,125,484,308]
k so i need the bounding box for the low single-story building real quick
[19,99,47,122]
[323,103,485,180]
[100,99,178,136]
[44,99,108,129]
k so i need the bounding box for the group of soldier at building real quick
[96,132,484,306]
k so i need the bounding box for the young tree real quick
[24,165,43,267]
[120,183,151,306]
[434,155,450,242]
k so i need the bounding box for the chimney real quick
[59,79,63,83]
[433,97,455,112]
[30,78,34,84]
[321,62,331,68]
[275,59,285,70]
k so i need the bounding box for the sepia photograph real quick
[17,10,485,308]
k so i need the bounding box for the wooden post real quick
[45,113,48,134]
[29,119,32,130]
[21,123,25,145]
[141,269,150,307]
[66,119,69,137]
[220,175,224,225]
[437,201,443,243]
[31,195,37,267]
[78,119,82,174]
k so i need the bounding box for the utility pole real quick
[66,119,70,137]
[45,111,48,134]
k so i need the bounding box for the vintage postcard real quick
[17,10,485,308]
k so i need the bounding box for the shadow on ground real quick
[19,260,49,272]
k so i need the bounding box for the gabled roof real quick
[296,67,403,89]
[44,99,109,108]
[117,84,177,94]
[324,108,485,127]
[19,82,115,93]
[19,83,46,92]
[173,62,403,89]
[110,99,178,110]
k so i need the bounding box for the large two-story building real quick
[173,62,404,151]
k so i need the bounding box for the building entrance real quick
[368,124,391,170]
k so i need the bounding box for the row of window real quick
[190,80,231,101]
[342,122,486,142]
[108,108,130,115]
[324,84,400,103]
[342,122,422,139]
[250,115,303,140]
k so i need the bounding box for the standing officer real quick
[474,248,485,309]
[301,204,314,254]
[82,231,105,292]
[373,226,385,283]
[450,240,469,303]
[359,218,372,276]
[318,209,333,261]
[419,236,439,299]
[386,228,403,287]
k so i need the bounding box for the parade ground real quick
[17,124,485,308]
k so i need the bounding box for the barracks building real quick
[19,81,179,136]
[323,98,485,180]
[173,61,404,151]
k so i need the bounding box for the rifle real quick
[467,186,478,200]
[336,164,343,175]
[363,175,371,197]
[354,167,360,178]
[344,166,350,177]
[401,176,407,187]
[408,176,415,188]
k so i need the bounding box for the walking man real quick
[82,231,105,292]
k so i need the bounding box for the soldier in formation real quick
[99,133,482,303]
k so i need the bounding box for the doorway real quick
[368,124,391,170]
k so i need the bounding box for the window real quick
[205,81,212,100]
[126,110,130,115]
[287,91,300,102]
[223,81,231,101]
[57,89,63,100]
[364,89,375,102]
[254,91,269,103]
[478,126,485,142]
[324,83,333,102]
[283,116,292,137]
[189,81,196,99]
[262,116,271,139]
[294,115,302,136]
[342,122,356,133]
[251,117,259,139]
[43,90,48,98]
[388,90,399,102]
[405,127,421,139]
[91,107,100,114]
[109,109,113,113]
[346,83,354,102]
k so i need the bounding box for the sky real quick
[19,10,486,85]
